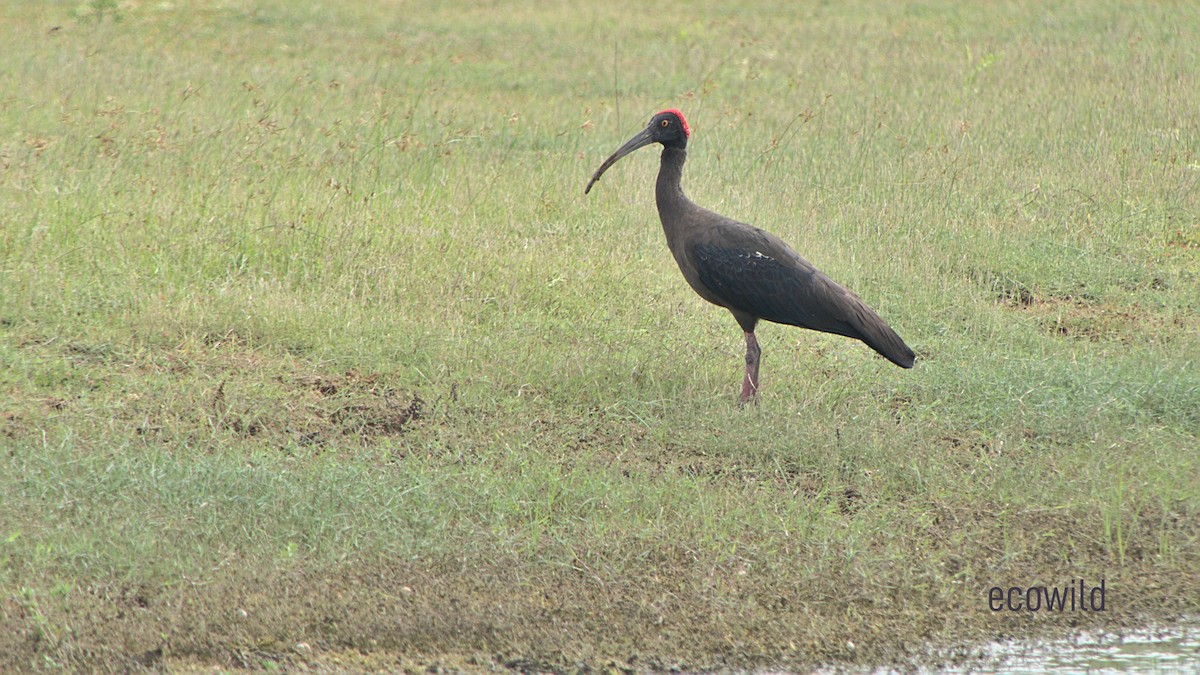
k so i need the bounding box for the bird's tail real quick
[847,304,915,368]
[865,322,915,368]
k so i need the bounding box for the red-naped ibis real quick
[585,109,914,403]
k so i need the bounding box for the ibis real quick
[585,109,914,403]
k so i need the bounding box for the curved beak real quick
[584,126,656,194]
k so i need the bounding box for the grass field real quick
[1,0,1198,670]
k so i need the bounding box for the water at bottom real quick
[940,623,1200,674]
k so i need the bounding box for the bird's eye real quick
[660,120,670,128]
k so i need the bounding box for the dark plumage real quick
[585,109,915,403]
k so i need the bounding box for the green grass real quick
[2,0,1198,670]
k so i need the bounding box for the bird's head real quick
[585,109,690,194]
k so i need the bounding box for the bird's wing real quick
[678,208,915,367]
[690,234,915,368]
[691,240,861,336]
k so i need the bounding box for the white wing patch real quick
[739,250,773,261]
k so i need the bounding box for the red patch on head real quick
[658,108,690,137]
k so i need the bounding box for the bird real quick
[585,109,914,404]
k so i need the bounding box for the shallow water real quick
[811,623,1200,674]
[939,624,1200,674]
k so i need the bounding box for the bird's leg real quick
[740,331,761,404]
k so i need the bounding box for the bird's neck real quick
[655,147,689,224]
